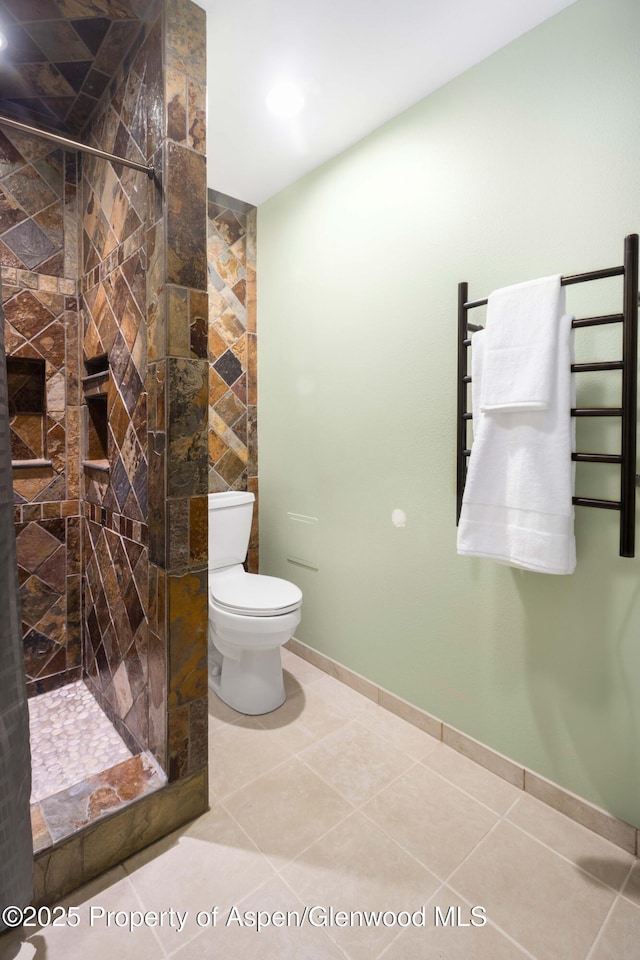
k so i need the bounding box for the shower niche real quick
[82,354,109,469]
[7,357,48,465]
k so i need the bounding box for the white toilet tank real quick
[208,491,255,571]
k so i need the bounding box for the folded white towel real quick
[481,275,565,412]
[457,314,576,575]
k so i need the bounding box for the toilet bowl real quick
[208,491,302,715]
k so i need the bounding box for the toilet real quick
[207,490,302,714]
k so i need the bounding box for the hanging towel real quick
[481,275,565,412]
[457,311,576,575]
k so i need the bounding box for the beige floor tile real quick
[123,805,275,952]
[449,820,616,960]
[311,675,372,718]
[621,859,640,907]
[223,756,353,868]
[282,647,328,686]
[379,885,530,960]
[168,875,346,959]
[208,715,301,800]
[362,763,498,879]
[506,793,635,891]
[524,771,635,853]
[281,811,440,960]
[422,743,521,816]
[264,683,358,741]
[1,867,165,960]
[259,711,317,754]
[283,668,306,699]
[208,688,252,728]
[260,674,370,742]
[588,896,640,960]
[13,651,635,960]
[300,719,414,805]
[358,701,441,761]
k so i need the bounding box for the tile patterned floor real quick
[28,681,133,803]
[3,649,640,960]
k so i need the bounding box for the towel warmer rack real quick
[457,233,639,558]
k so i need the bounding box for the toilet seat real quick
[210,570,302,617]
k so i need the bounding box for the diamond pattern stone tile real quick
[84,519,149,753]
[0,0,149,137]
[207,191,257,497]
[78,16,158,756]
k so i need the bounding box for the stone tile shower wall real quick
[156,0,209,782]
[207,190,259,571]
[80,0,210,781]
[79,19,155,757]
[1,128,82,694]
[1,0,209,903]
[2,0,209,778]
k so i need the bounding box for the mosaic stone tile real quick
[232,373,247,405]
[32,320,65,369]
[16,520,60,570]
[167,283,189,355]
[0,191,27,234]
[3,164,59,215]
[165,0,206,82]
[189,494,207,565]
[33,741,166,858]
[214,348,242,386]
[168,703,189,780]
[214,209,245,247]
[38,249,65,282]
[247,332,259,403]
[166,143,206,290]
[188,79,206,154]
[167,568,207,708]
[4,290,54,340]
[167,65,187,143]
[2,219,57,270]
[205,191,258,558]
[209,365,228,405]
[33,201,64,251]
[11,416,43,460]
[215,388,245,428]
[23,630,62,681]
[208,427,226,463]
[28,682,133,804]
[0,236,23,268]
[167,357,208,497]
[36,544,66,592]
[147,652,166,764]
[147,431,166,564]
[0,0,153,142]
[31,803,52,854]
[216,449,246,486]
[189,696,208,772]
[5,4,208,833]
[0,128,25,175]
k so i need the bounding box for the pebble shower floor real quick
[28,682,132,803]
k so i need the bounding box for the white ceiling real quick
[195,0,577,206]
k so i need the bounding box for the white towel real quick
[481,275,565,412]
[457,314,576,575]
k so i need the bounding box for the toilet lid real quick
[210,573,302,617]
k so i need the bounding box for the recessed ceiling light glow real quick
[0,31,7,52]
[266,80,304,119]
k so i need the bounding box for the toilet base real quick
[209,645,285,715]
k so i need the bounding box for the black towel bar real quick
[457,233,639,557]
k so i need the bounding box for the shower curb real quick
[32,767,208,906]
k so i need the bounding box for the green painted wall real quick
[257,0,640,826]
